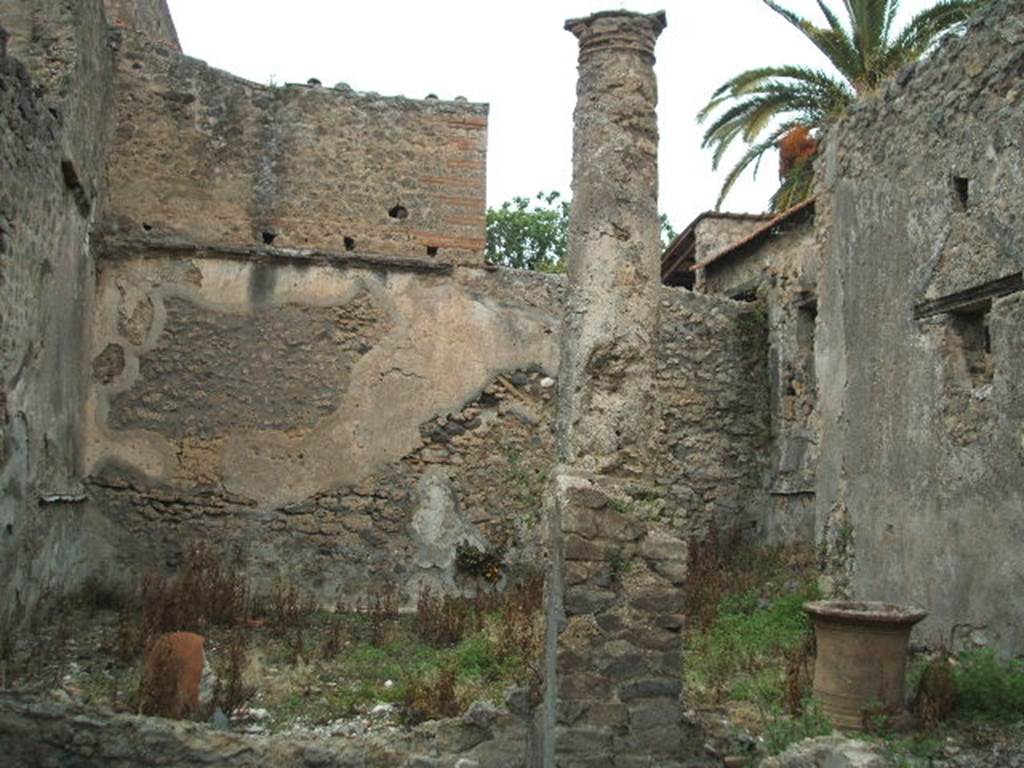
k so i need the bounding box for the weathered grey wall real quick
[698,223,819,544]
[692,215,768,293]
[816,0,1024,654]
[101,37,488,263]
[0,0,115,623]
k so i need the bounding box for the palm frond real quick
[714,122,802,210]
[762,0,863,82]
[697,0,994,210]
[846,0,892,62]
[891,0,982,57]
[770,154,816,211]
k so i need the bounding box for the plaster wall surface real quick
[0,0,115,622]
[816,0,1024,654]
[85,252,562,600]
[83,250,768,605]
[101,38,488,263]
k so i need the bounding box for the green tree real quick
[486,191,677,271]
[698,0,990,211]
[486,191,569,272]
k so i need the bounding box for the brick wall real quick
[101,38,488,263]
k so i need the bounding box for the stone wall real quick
[692,214,768,293]
[816,0,1024,655]
[0,0,115,623]
[103,0,179,49]
[85,247,562,602]
[656,287,771,539]
[0,691,531,767]
[100,37,488,264]
[699,221,818,545]
[82,245,769,605]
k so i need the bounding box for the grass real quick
[683,531,1024,764]
[684,533,820,712]
[2,548,543,732]
[683,533,825,760]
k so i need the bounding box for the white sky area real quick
[167,0,937,230]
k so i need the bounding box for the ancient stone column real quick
[537,10,700,768]
[558,10,665,478]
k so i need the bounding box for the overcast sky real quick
[166,0,937,230]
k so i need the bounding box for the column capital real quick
[564,10,667,64]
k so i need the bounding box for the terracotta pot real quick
[803,600,927,730]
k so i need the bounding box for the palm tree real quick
[699,0,990,211]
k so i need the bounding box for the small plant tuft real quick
[402,663,462,724]
[454,542,505,583]
[415,587,472,649]
[913,652,956,727]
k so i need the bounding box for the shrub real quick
[213,630,253,715]
[952,648,1024,720]
[913,654,956,727]
[455,542,505,583]
[415,588,471,648]
[139,546,247,639]
[259,578,316,638]
[495,572,544,663]
[402,664,462,724]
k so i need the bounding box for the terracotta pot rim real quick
[803,599,927,625]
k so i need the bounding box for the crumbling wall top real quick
[104,0,180,50]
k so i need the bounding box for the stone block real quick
[565,534,606,562]
[559,672,613,700]
[595,612,625,634]
[651,559,688,585]
[629,587,681,614]
[564,587,617,616]
[592,508,644,543]
[627,702,680,731]
[639,530,687,561]
[554,726,613,754]
[572,488,609,510]
[623,626,680,652]
[613,725,684,755]
[618,678,682,702]
[601,653,651,683]
[580,702,628,730]
[566,561,600,586]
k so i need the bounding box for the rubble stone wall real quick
[103,0,179,49]
[656,287,771,540]
[83,246,769,606]
[816,0,1024,655]
[100,37,488,264]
